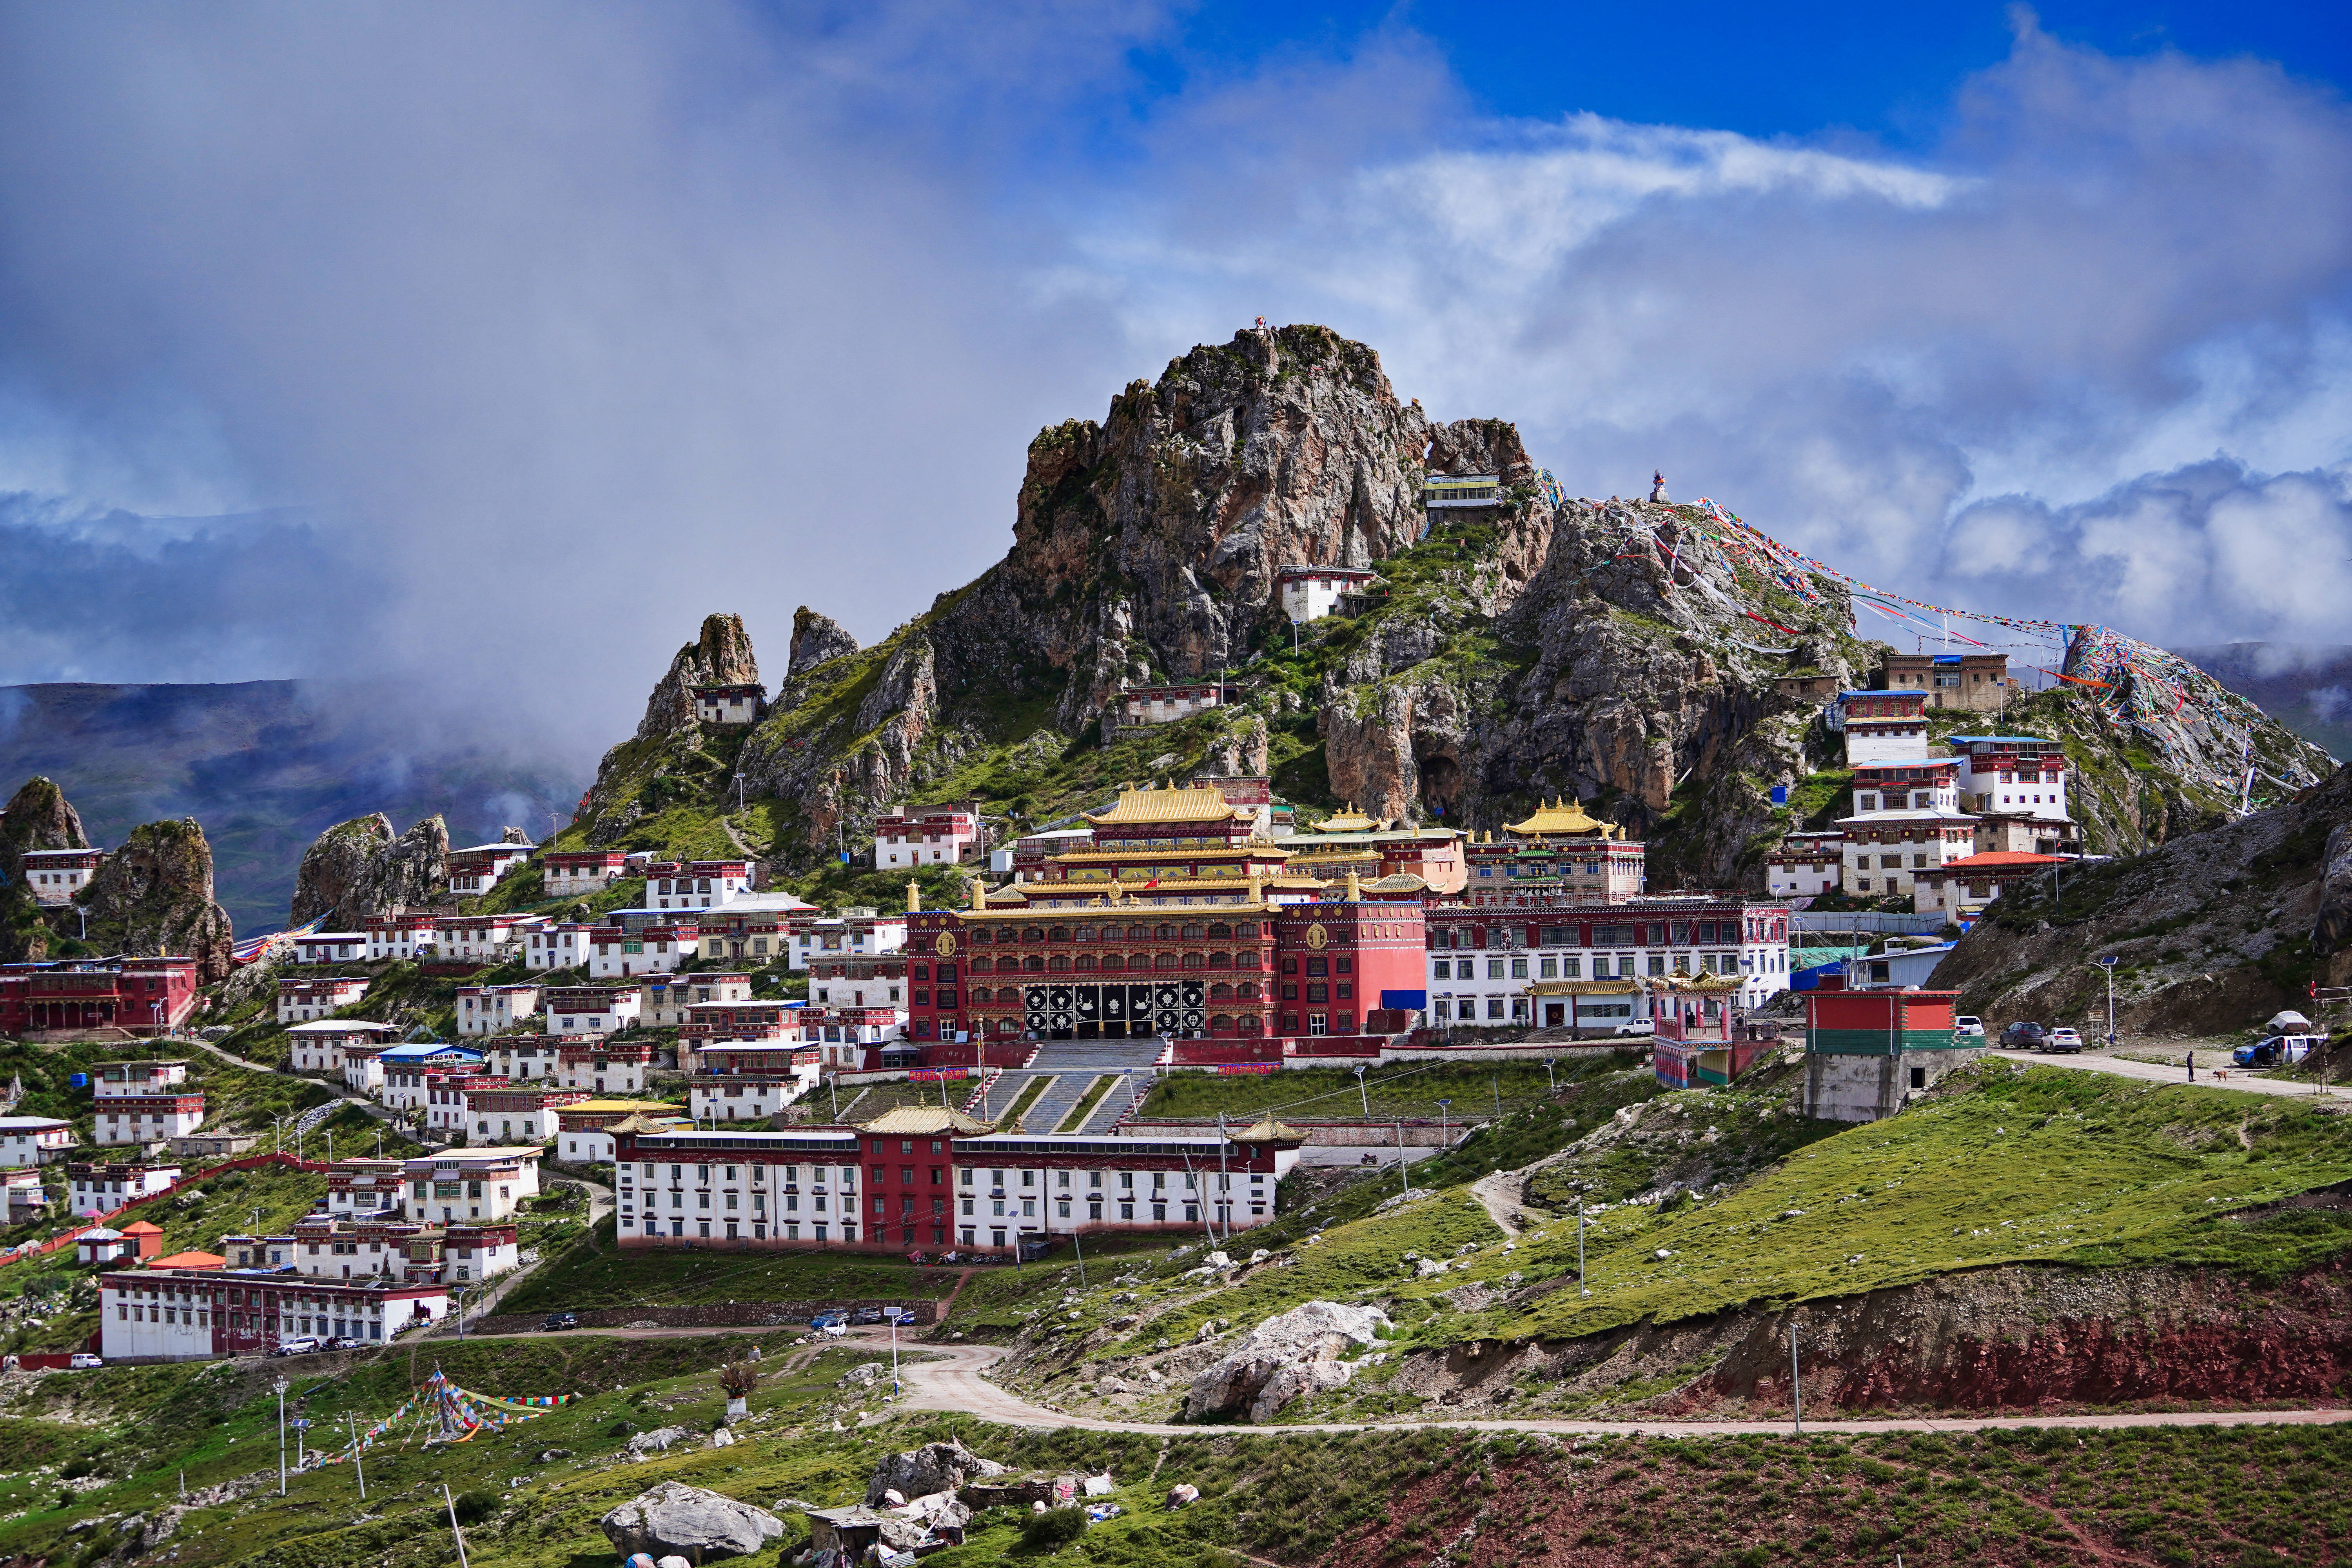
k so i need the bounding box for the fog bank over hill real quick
[2177,644,2352,762]
[0,680,586,935]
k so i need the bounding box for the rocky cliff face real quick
[78,817,236,982]
[568,323,2330,889]
[632,613,761,745]
[0,776,91,962]
[786,606,858,682]
[288,812,450,928]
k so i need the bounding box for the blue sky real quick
[1146,2,2350,141]
[0,2,2346,754]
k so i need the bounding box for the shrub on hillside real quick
[1021,1507,1088,1549]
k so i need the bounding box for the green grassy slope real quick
[1,1356,2346,1567]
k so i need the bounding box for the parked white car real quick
[1955,1015,1985,1040]
[1612,1018,1656,1038]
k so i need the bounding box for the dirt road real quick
[862,1331,2352,1440]
[1991,1048,2344,1104]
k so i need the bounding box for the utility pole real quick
[1353,1065,1369,1117]
[444,1483,472,1568]
[1397,1122,1408,1196]
[1437,1099,1452,1152]
[1491,1074,1501,1123]
[1216,1112,1230,1246]
[1577,1191,1590,1296]
[1790,1323,1803,1436]
[274,1377,289,1495]
[2097,955,2118,1048]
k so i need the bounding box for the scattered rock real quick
[600,1482,785,1561]
[626,1426,690,1454]
[710,1428,734,1448]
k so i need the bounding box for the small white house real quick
[1277,565,1377,624]
[278,975,370,1024]
[286,1019,400,1074]
[871,807,978,869]
[0,1116,78,1166]
[642,859,753,911]
[555,1039,659,1094]
[455,983,541,1036]
[1114,684,1236,728]
[524,921,599,971]
[1764,832,1845,900]
[485,1035,562,1082]
[365,913,439,962]
[290,931,369,966]
[446,842,533,898]
[541,851,630,898]
[542,986,642,1036]
[787,909,908,970]
[691,683,766,726]
[69,1161,181,1217]
[586,924,698,979]
[19,848,105,905]
[432,913,550,966]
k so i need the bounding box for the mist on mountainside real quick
[0,680,586,934]
[2178,644,2352,761]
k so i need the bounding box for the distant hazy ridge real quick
[0,681,584,935]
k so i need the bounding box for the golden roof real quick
[1230,1118,1305,1143]
[1312,802,1380,832]
[605,1113,693,1134]
[1528,979,1644,996]
[1085,782,1254,826]
[1362,873,1429,893]
[1643,973,1746,995]
[1503,797,1615,839]
[859,1105,996,1135]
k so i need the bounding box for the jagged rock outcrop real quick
[498,825,532,845]
[865,1439,1005,1506]
[0,776,88,878]
[577,615,764,843]
[1186,1299,1391,1423]
[77,817,235,982]
[788,606,859,679]
[633,613,761,744]
[288,813,451,928]
[1319,492,1860,884]
[0,776,91,963]
[728,325,1432,862]
[576,324,2332,889]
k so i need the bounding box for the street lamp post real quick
[1790,1323,1803,1436]
[1353,1065,1369,1117]
[274,1377,289,1495]
[1436,1099,1452,1151]
[1577,1189,1590,1298]
[1543,1057,1556,1093]
[2096,955,2119,1048]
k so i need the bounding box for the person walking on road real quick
[2185,1051,2195,1082]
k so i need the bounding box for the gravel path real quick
[876,1333,2352,1439]
[1991,1048,2345,1104]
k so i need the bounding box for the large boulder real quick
[287,812,450,929]
[0,776,87,880]
[600,1482,784,1561]
[1185,1301,1390,1423]
[866,1439,1005,1506]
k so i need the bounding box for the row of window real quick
[1429,919,1766,949]
[1433,952,1749,980]
[970,922,1261,944]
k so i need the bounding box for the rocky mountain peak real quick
[0,775,87,884]
[80,816,235,982]
[788,606,858,680]
[289,812,452,929]
[634,613,760,742]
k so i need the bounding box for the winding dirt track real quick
[863,1330,2352,1439]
